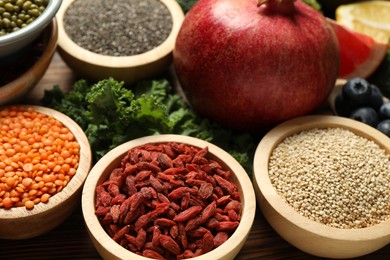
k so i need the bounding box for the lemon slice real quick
[336,1,390,44]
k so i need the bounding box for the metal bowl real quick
[0,0,62,58]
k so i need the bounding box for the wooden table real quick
[1,53,389,259]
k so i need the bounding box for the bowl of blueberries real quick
[329,77,390,137]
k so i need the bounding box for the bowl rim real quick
[0,105,92,220]
[82,134,256,260]
[253,115,390,241]
[56,0,185,68]
[0,0,62,46]
[0,18,58,103]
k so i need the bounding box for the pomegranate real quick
[173,0,340,132]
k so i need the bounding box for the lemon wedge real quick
[336,1,390,44]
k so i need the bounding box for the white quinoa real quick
[269,127,390,229]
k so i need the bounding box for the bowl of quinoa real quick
[253,115,390,258]
[82,134,256,259]
[0,105,92,239]
[56,0,185,85]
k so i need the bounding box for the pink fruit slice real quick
[328,19,388,79]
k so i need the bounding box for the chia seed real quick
[63,0,173,56]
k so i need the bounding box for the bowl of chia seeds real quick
[56,0,185,85]
[0,0,62,58]
[253,115,390,259]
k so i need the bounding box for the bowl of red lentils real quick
[0,105,92,239]
[253,115,390,258]
[56,0,185,85]
[82,134,256,259]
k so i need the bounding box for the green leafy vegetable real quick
[40,78,256,177]
[176,0,198,13]
[302,0,321,11]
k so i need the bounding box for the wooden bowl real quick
[0,105,92,240]
[56,0,185,85]
[253,115,390,258]
[82,134,256,260]
[0,19,58,106]
[0,0,62,58]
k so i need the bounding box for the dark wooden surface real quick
[0,53,389,259]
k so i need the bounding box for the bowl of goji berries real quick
[0,105,92,239]
[82,134,256,259]
[253,115,390,259]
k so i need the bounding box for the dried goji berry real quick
[158,152,173,169]
[152,227,161,246]
[135,228,147,250]
[170,225,179,239]
[134,170,152,182]
[173,205,203,222]
[125,175,137,196]
[198,182,213,200]
[202,232,214,253]
[159,234,181,255]
[155,218,176,228]
[149,175,164,193]
[110,204,121,223]
[216,221,240,231]
[142,249,165,260]
[214,174,237,197]
[213,232,229,248]
[187,227,209,238]
[112,225,130,242]
[95,206,110,216]
[200,201,217,223]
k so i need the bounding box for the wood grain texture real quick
[1,53,389,259]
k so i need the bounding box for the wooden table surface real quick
[1,53,389,260]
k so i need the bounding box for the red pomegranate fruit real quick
[173,0,340,132]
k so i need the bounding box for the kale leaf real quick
[40,78,256,177]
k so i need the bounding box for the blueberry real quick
[379,102,390,119]
[368,84,384,111]
[342,78,372,106]
[349,107,379,127]
[334,93,354,117]
[377,120,390,137]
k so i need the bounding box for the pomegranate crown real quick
[257,0,296,7]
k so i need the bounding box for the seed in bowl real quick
[0,0,49,36]
[63,0,173,56]
[95,142,241,259]
[0,106,80,209]
[268,127,390,229]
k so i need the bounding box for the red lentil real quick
[0,106,80,210]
